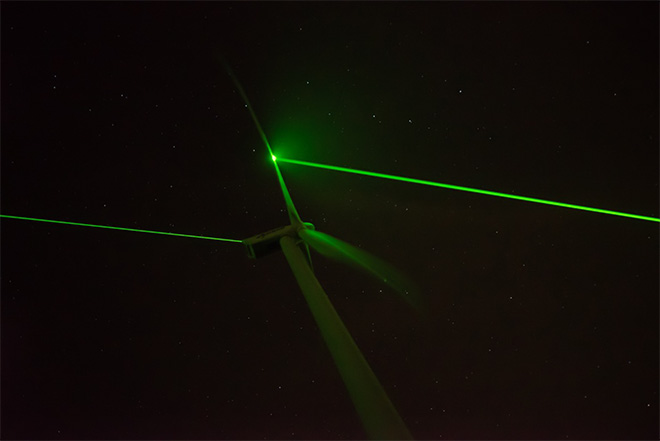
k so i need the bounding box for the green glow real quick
[272,155,277,162]
[276,157,660,223]
[0,215,243,243]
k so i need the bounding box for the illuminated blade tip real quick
[272,154,277,162]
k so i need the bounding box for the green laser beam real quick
[0,215,243,242]
[275,157,660,223]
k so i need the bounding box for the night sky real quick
[2,2,658,440]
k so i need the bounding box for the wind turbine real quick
[227,64,416,440]
[2,58,656,440]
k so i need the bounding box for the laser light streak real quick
[0,215,243,242]
[275,157,659,223]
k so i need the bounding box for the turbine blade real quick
[272,159,304,227]
[299,229,421,312]
[220,59,304,227]
[279,235,413,440]
[303,241,314,272]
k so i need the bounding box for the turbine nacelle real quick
[242,222,315,259]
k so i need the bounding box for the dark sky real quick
[2,2,658,440]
